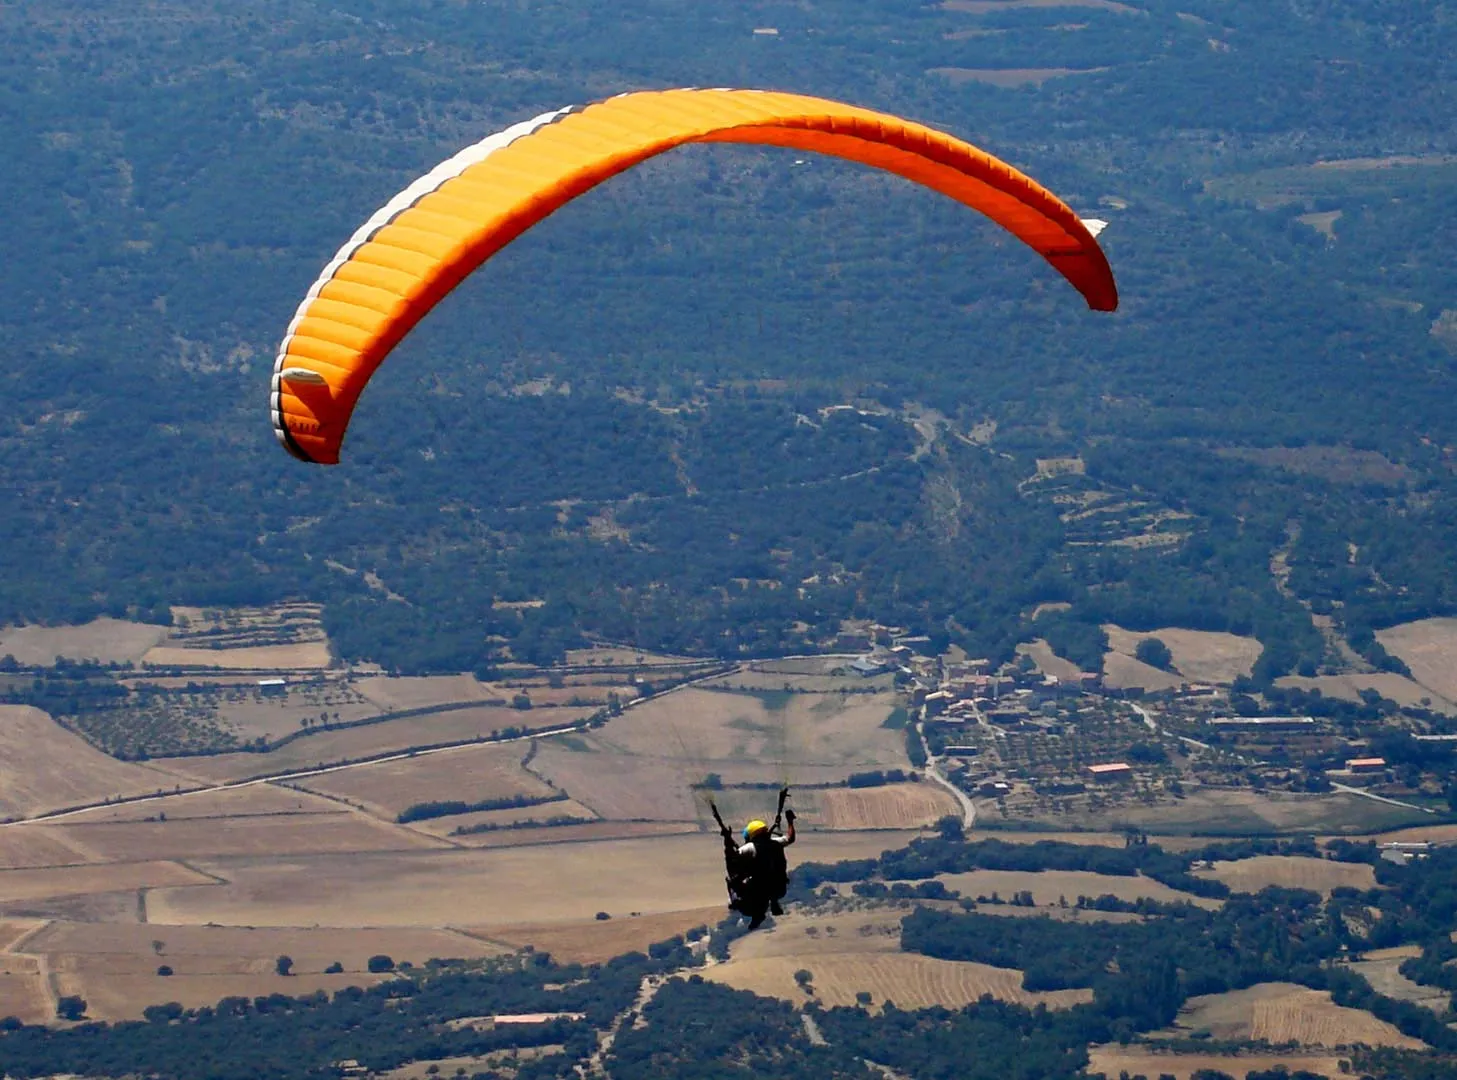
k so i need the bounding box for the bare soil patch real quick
[478,906,723,964]
[1087,1047,1343,1080]
[1172,982,1424,1048]
[0,618,168,666]
[48,811,446,863]
[0,861,213,904]
[1195,854,1375,896]
[1278,672,1456,714]
[146,831,921,929]
[935,869,1215,907]
[930,66,1104,87]
[296,741,556,820]
[0,706,190,820]
[1376,618,1457,703]
[1105,625,1262,685]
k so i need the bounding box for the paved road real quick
[918,723,976,829]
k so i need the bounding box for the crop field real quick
[1348,947,1449,1014]
[1086,1047,1344,1080]
[1361,823,1457,846]
[815,783,957,830]
[0,966,48,1025]
[410,798,598,838]
[704,669,892,694]
[0,617,168,666]
[1071,786,1430,835]
[0,828,95,870]
[355,674,500,711]
[147,831,921,930]
[1173,982,1425,1048]
[1015,640,1083,680]
[528,742,700,822]
[480,906,723,964]
[1104,625,1262,686]
[294,741,558,819]
[0,860,214,904]
[0,706,191,820]
[163,704,594,784]
[1195,855,1376,896]
[1278,672,1456,713]
[934,869,1218,908]
[458,821,696,848]
[59,782,342,824]
[46,811,447,863]
[1099,651,1185,693]
[141,642,333,670]
[1377,618,1457,703]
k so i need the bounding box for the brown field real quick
[504,685,640,708]
[1357,823,1457,846]
[943,0,1135,11]
[705,670,892,694]
[563,646,696,667]
[0,860,214,903]
[448,821,696,849]
[1105,625,1262,685]
[59,967,388,1021]
[46,811,447,863]
[1278,672,1456,713]
[0,618,168,666]
[162,705,593,784]
[146,831,922,929]
[749,657,857,676]
[1078,786,1428,835]
[935,869,1217,908]
[0,706,191,820]
[478,906,724,964]
[1195,854,1376,896]
[209,693,382,743]
[1348,947,1449,1014]
[0,828,96,870]
[294,741,557,819]
[1087,1047,1343,1080]
[1377,618,1457,703]
[1101,651,1186,692]
[1173,982,1425,1048]
[1015,640,1084,681]
[529,742,699,821]
[355,674,499,711]
[58,782,342,824]
[808,785,958,830]
[929,66,1103,88]
[596,687,907,772]
[0,968,49,1025]
[141,642,332,670]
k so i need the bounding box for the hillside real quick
[1,0,1455,683]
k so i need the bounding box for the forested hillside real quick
[2,0,1455,675]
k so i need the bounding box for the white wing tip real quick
[1081,218,1110,238]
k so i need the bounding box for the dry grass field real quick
[528,742,699,822]
[58,782,342,824]
[1195,855,1376,896]
[295,741,558,820]
[966,830,1134,849]
[807,784,958,831]
[0,706,191,820]
[0,618,169,666]
[141,642,333,670]
[1173,982,1425,1048]
[1104,625,1262,685]
[1015,640,1084,681]
[163,705,593,784]
[1080,786,1428,836]
[1086,1047,1344,1080]
[46,811,447,863]
[457,821,696,848]
[705,670,891,694]
[1278,672,1456,713]
[146,831,922,929]
[1101,651,1186,693]
[935,869,1217,908]
[1377,618,1457,703]
[409,799,598,838]
[1359,823,1457,846]
[355,674,499,711]
[478,906,723,964]
[0,860,214,904]
[1348,946,1449,1014]
[0,828,96,870]
[0,967,49,1025]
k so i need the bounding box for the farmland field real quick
[1104,625,1262,685]
[295,741,557,820]
[1348,946,1449,1014]
[1068,786,1431,835]
[934,869,1217,908]
[815,784,958,830]
[146,831,922,929]
[0,828,96,870]
[1195,854,1376,895]
[0,706,191,820]
[355,674,501,711]
[141,642,332,670]
[0,861,214,904]
[58,782,341,824]
[1100,651,1185,693]
[409,798,598,838]
[1377,618,1457,703]
[1015,640,1083,681]
[479,906,723,964]
[1172,982,1425,1048]
[0,618,168,666]
[1277,672,1456,713]
[456,821,694,848]
[1086,1047,1344,1080]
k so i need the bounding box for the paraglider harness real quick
[710,787,793,924]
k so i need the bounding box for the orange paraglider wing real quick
[271,88,1117,464]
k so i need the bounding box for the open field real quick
[704,669,892,694]
[58,782,342,824]
[1358,823,1457,846]
[0,618,168,666]
[146,831,923,929]
[410,798,598,838]
[935,869,1218,908]
[1104,625,1261,685]
[0,829,96,870]
[563,646,697,667]
[0,966,49,1025]
[1015,640,1084,681]
[45,811,447,863]
[1071,786,1431,835]
[1347,946,1449,1014]
[1377,618,1457,703]
[1195,854,1376,896]
[516,742,696,822]
[161,705,593,784]
[1277,672,1456,713]
[477,906,723,964]
[967,829,1134,848]
[1101,651,1185,692]
[141,642,332,670]
[55,965,387,1022]
[204,687,381,742]
[0,861,214,904]
[455,821,695,848]
[0,706,191,820]
[355,674,500,711]
[295,741,557,820]
[810,784,957,830]
[1171,982,1425,1048]
[1087,1047,1344,1080]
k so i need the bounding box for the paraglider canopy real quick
[271,88,1118,465]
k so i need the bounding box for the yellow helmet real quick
[743,820,769,840]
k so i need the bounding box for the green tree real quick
[1135,637,1175,672]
